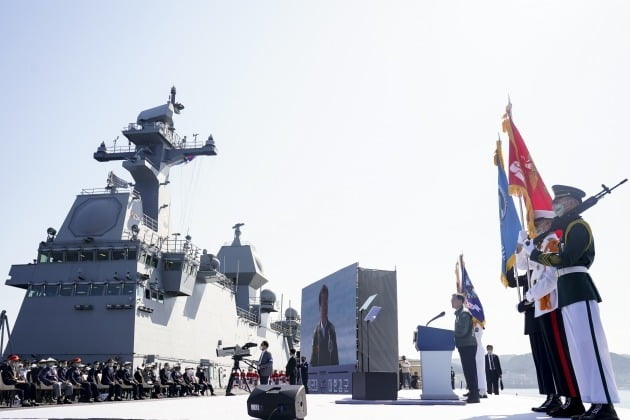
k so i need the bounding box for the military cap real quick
[552,185,586,202]
[123,361,132,366]
[71,357,82,364]
[7,354,20,361]
[534,209,555,220]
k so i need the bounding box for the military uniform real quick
[529,185,619,420]
[521,224,584,417]
[453,302,479,402]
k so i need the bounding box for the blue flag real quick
[495,141,522,286]
[459,256,485,326]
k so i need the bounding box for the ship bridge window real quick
[150,256,158,268]
[27,285,44,298]
[38,251,50,263]
[60,284,75,296]
[50,251,65,263]
[150,290,158,301]
[80,250,95,262]
[127,248,138,260]
[96,250,110,261]
[90,283,105,296]
[66,251,79,262]
[44,284,59,297]
[75,283,90,296]
[145,288,151,300]
[112,249,126,260]
[106,283,123,296]
[164,260,182,271]
[122,282,135,295]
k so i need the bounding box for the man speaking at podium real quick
[452,292,480,404]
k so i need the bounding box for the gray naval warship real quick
[2,87,299,381]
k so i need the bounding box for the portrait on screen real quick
[301,263,357,368]
[310,284,339,366]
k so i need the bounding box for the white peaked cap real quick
[534,209,555,219]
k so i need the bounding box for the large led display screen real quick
[301,263,358,393]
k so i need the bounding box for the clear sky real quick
[1,1,629,359]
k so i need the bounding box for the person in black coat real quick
[1,355,38,406]
[196,366,215,396]
[484,345,502,395]
[67,358,99,402]
[285,349,298,385]
[298,356,309,393]
[100,359,122,401]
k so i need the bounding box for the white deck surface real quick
[1,389,628,420]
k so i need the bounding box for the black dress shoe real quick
[571,403,619,420]
[532,394,554,412]
[466,397,480,404]
[549,397,585,418]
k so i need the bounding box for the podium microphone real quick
[426,311,446,326]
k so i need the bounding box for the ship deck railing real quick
[270,321,301,340]
[80,186,139,196]
[123,122,207,150]
[236,307,260,325]
[213,275,236,294]
[161,237,201,259]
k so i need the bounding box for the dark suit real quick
[485,353,502,394]
[299,360,309,393]
[100,366,122,399]
[285,356,297,385]
[311,321,339,367]
[1,364,36,402]
[68,365,98,401]
[257,350,273,385]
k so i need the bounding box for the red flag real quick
[502,107,552,234]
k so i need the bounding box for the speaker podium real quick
[415,326,458,400]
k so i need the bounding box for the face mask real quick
[552,203,565,217]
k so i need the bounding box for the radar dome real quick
[285,307,298,321]
[260,289,276,305]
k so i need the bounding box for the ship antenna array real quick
[0,310,12,356]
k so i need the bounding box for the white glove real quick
[525,290,534,303]
[517,230,529,245]
[522,238,535,256]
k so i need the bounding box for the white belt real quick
[557,266,589,276]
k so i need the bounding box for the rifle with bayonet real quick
[532,178,628,245]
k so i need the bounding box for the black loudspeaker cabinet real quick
[247,384,307,419]
[352,372,397,400]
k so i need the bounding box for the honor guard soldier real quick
[518,210,585,417]
[523,185,620,420]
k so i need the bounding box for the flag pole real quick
[505,102,532,298]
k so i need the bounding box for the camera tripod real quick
[225,356,256,396]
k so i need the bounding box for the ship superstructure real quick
[3,88,299,381]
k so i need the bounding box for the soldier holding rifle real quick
[521,183,623,420]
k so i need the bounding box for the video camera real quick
[216,340,257,359]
